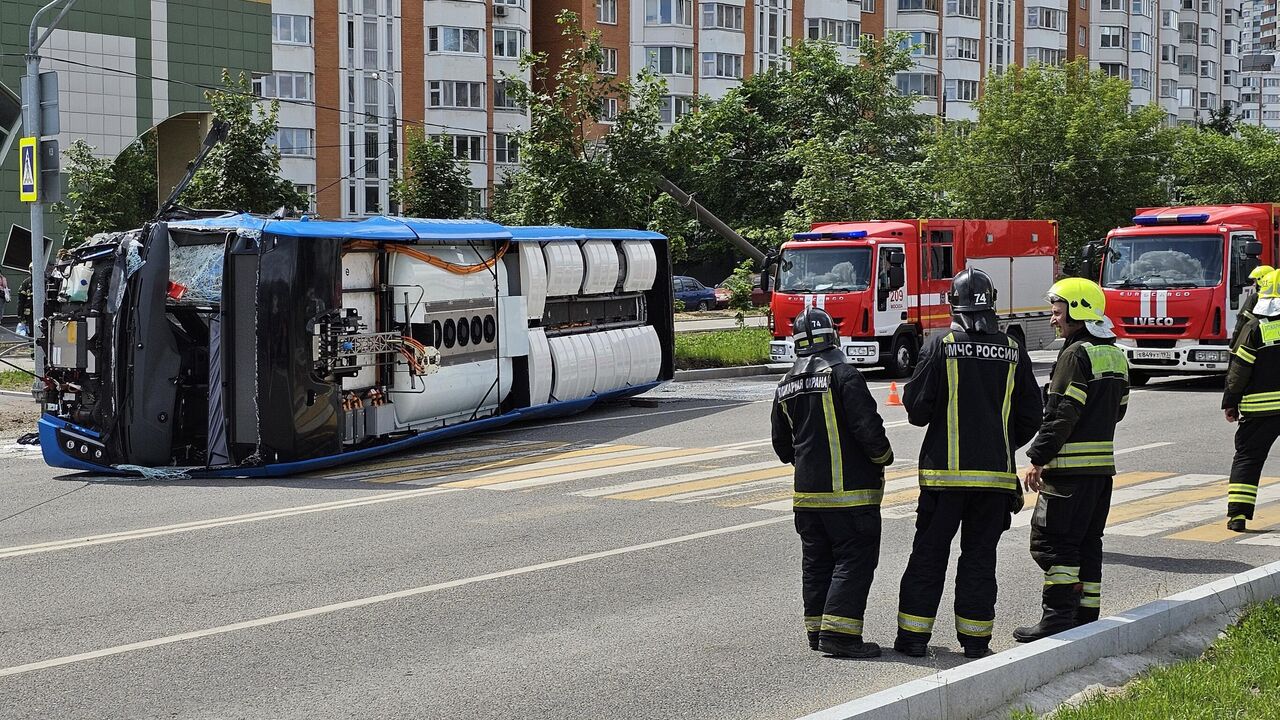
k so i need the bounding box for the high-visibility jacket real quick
[1026,330,1129,478]
[1223,315,1280,418]
[771,349,894,510]
[903,327,1042,494]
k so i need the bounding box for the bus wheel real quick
[1129,371,1151,387]
[887,334,916,378]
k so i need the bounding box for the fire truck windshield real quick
[1101,235,1225,289]
[777,247,872,293]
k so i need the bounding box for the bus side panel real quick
[651,239,676,381]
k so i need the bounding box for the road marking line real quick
[667,478,792,503]
[477,449,747,491]
[617,467,792,501]
[1114,442,1174,455]
[1010,472,1194,528]
[369,444,650,485]
[571,461,781,497]
[504,402,760,430]
[1167,489,1280,543]
[319,441,568,480]
[716,438,773,450]
[751,499,793,512]
[0,487,461,560]
[719,488,794,507]
[0,515,791,678]
[1105,476,1280,525]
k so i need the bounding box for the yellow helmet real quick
[1259,269,1280,300]
[1046,277,1106,323]
[1250,264,1274,282]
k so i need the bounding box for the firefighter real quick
[771,307,894,659]
[1222,268,1280,532]
[1232,264,1274,346]
[893,269,1042,659]
[1014,278,1129,642]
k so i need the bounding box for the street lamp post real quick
[371,72,399,214]
[23,0,78,381]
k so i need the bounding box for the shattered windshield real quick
[1101,235,1224,289]
[777,247,872,293]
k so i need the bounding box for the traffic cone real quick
[887,382,902,407]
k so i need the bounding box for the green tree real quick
[1167,124,1280,205]
[53,133,157,247]
[393,128,472,217]
[489,11,665,228]
[656,37,933,262]
[180,71,309,213]
[929,60,1172,269]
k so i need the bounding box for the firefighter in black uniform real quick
[1014,278,1129,642]
[772,307,894,659]
[893,269,1042,659]
[1223,268,1280,532]
[1232,264,1273,346]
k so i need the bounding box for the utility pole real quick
[22,0,77,381]
[655,176,765,264]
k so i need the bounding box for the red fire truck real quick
[1094,204,1278,385]
[764,219,1059,376]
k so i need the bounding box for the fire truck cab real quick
[764,219,1059,376]
[1096,204,1277,384]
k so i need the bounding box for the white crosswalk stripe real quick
[1008,473,1221,529]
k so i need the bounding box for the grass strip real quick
[1012,599,1280,719]
[0,370,33,391]
[675,327,772,370]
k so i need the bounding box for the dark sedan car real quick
[673,275,717,311]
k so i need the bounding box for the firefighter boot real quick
[1073,606,1100,628]
[1013,585,1082,643]
[893,634,928,657]
[819,635,882,659]
[960,640,991,659]
[1228,515,1247,533]
[808,631,821,651]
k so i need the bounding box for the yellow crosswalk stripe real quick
[319,441,568,480]
[1167,485,1280,542]
[1105,476,1280,525]
[366,444,642,484]
[710,468,918,508]
[442,447,708,488]
[1008,471,1175,514]
[608,467,791,501]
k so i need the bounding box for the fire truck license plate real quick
[1133,349,1172,360]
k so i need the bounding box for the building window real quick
[902,31,938,57]
[1099,26,1126,48]
[1179,22,1196,43]
[646,0,694,25]
[364,131,379,175]
[1178,87,1194,106]
[428,81,484,109]
[294,185,316,213]
[1130,0,1151,16]
[494,80,521,110]
[272,127,315,157]
[1159,78,1177,98]
[946,36,981,60]
[702,3,745,29]
[1130,31,1152,53]
[864,0,876,11]
[597,0,618,23]
[1200,27,1218,47]
[437,134,483,162]
[897,0,938,10]
[1100,0,1122,9]
[1025,46,1065,65]
[1200,0,1217,12]
[365,183,380,215]
[272,14,312,45]
[253,72,312,100]
[1223,69,1236,86]
[1199,91,1217,109]
[1078,27,1086,47]
[944,78,980,101]
[1225,8,1236,24]
[1130,68,1152,90]
[428,27,482,54]
[493,28,524,58]
[645,46,694,75]
[495,133,520,164]
[1178,55,1196,74]
[945,0,979,18]
[600,47,618,75]
[1027,7,1065,31]
[701,52,744,78]
[659,95,694,123]
[808,18,858,46]
[1099,63,1127,78]
[1161,44,1178,63]
[1199,59,1217,78]
[1224,39,1234,55]
[599,97,619,122]
[1265,110,1280,120]
[896,72,938,97]
[1161,10,1176,28]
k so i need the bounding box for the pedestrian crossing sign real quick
[18,137,37,203]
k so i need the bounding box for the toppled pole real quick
[655,176,765,265]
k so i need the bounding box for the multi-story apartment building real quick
[268,0,531,219]
[1238,0,1280,128]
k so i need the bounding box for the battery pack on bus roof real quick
[1132,213,1211,225]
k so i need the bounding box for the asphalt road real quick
[0,364,1276,720]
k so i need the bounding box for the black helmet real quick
[948,268,997,312]
[792,307,838,357]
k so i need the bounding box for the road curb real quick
[674,364,789,381]
[800,558,1280,720]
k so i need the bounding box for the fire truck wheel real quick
[1129,371,1151,387]
[887,334,917,378]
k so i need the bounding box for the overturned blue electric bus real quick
[35,214,674,477]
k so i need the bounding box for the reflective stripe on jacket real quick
[1224,316,1280,418]
[1026,332,1129,478]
